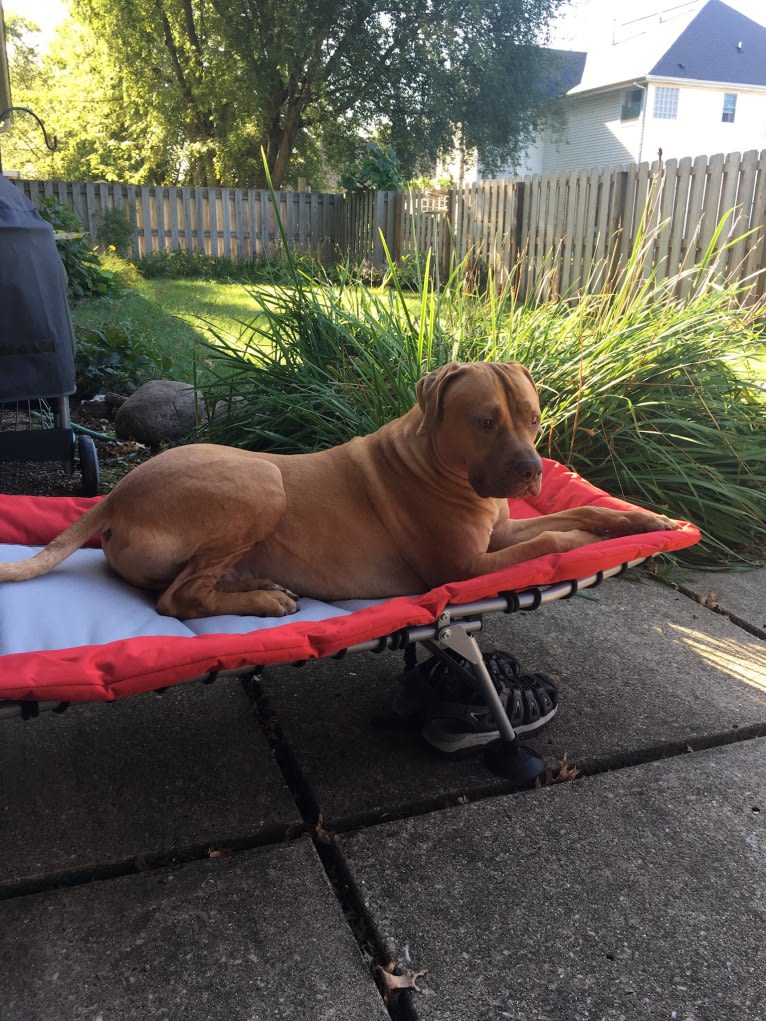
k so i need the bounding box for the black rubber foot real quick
[483,738,545,786]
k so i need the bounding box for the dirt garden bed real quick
[0,404,151,498]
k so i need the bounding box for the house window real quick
[722,93,737,122]
[620,88,644,121]
[653,86,679,119]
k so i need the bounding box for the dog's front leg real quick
[474,502,679,574]
[490,505,677,549]
[482,526,604,570]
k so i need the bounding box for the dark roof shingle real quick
[651,0,766,86]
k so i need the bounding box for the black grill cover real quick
[0,174,76,401]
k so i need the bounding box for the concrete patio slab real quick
[338,738,766,1021]
[0,679,300,891]
[0,839,388,1021]
[262,573,766,828]
[668,565,766,638]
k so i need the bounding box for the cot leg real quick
[435,624,545,786]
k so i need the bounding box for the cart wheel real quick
[77,434,100,496]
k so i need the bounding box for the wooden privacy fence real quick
[12,179,347,263]
[12,148,766,300]
[400,149,766,300]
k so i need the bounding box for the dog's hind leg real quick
[156,548,299,619]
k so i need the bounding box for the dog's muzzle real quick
[470,452,543,499]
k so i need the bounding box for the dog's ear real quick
[488,357,535,392]
[416,362,466,435]
[492,360,538,395]
[515,362,538,394]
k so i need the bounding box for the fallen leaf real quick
[375,962,428,1005]
[557,752,580,781]
[314,813,333,846]
[539,752,581,786]
[283,820,307,841]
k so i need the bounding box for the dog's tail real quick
[0,502,111,582]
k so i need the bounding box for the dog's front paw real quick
[631,511,678,533]
[600,510,678,536]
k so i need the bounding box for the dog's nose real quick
[512,453,543,482]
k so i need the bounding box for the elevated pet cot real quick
[0,458,700,784]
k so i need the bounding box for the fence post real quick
[373,191,388,266]
[512,181,526,300]
[392,192,405,264]
[440,190,455,279]
[606,170,629,289]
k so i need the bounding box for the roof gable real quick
[651,0,766,86]
[540,48,588,97]
[566,0,766,95]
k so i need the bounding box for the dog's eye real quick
[478,418,495,432]
[530,414,541,429]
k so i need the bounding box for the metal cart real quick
[0,173,99,495]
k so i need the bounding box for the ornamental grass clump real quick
[203,217,765,565]
[202,251,454,452]
[483,274,766,565]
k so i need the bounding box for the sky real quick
[9,0,766,50]
[551,0,766,47]
[4,0,66,45]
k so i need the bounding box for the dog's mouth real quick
[520,473,543,498]
[470,467,543,500]
[507,473,543,499]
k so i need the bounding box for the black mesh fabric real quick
[0,175,76,401]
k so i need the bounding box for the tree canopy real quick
[3,0,568,187]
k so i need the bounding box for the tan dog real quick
[0,361,675,618]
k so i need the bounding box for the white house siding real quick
[513,80,766,175]
[541,90,643,171]
[443,81,766,183]
[640,79,766,163]
[507,91,639,176]
[512,136,546,176]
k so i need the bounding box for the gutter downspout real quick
[635,80,648,164]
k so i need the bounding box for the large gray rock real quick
[115,379,204,447]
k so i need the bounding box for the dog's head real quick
[416,361,543,498]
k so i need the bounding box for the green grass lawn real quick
[72,260,766,395]
[71,261,418,378]
[71,268,268,385]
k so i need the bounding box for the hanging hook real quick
[0,106,58,152]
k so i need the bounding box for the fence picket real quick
[728,149,757,276]
[667,157,691,282]
[653,158,676,282]
[742,151,766,290]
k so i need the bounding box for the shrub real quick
[74,323,172,398]
[96,206,134,258]
[135,246,423,291]
[37,196,116,302]
[340,141,405,192]
[135,248,320,284]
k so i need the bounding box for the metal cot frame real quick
[0,556,646,785]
